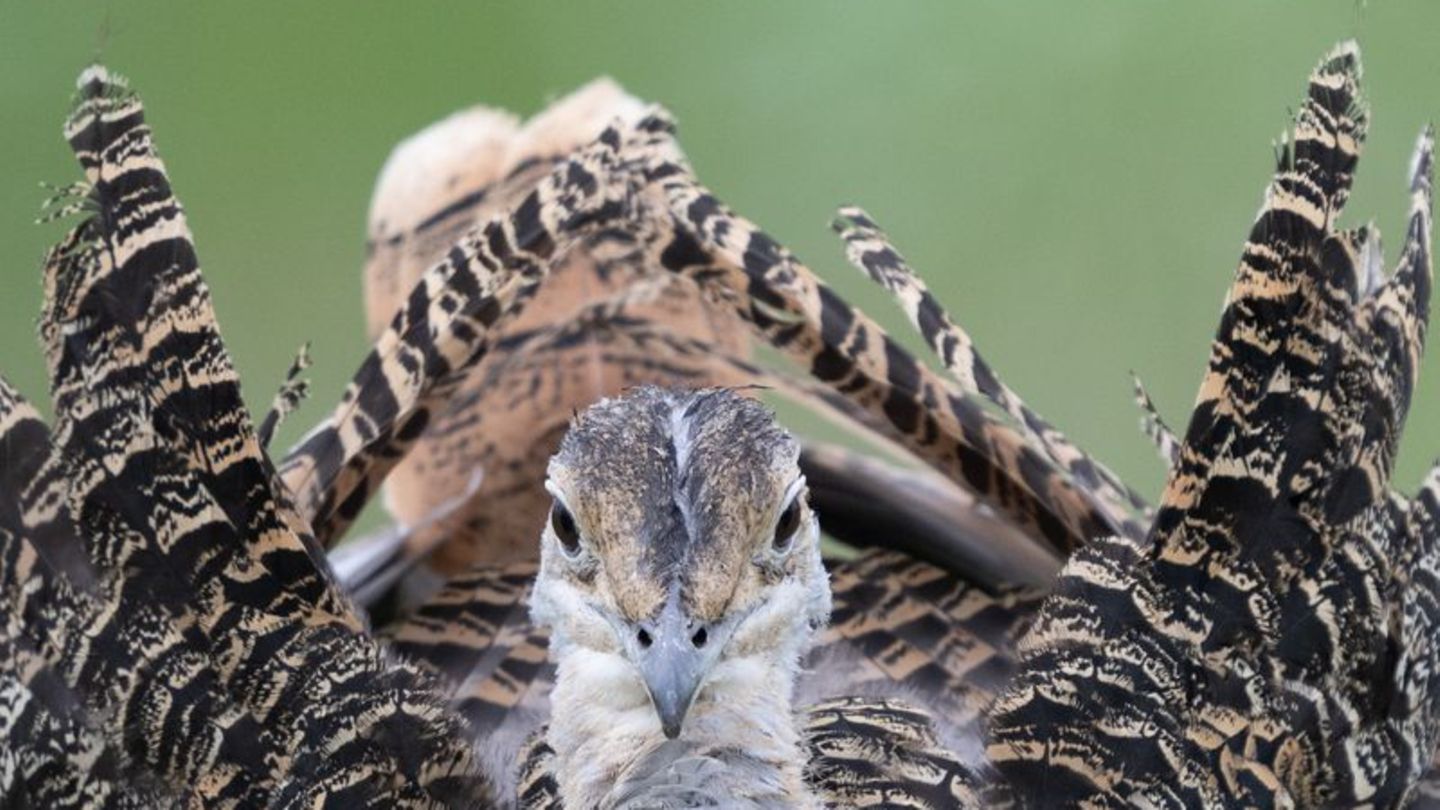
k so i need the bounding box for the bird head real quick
[530,386,830,740]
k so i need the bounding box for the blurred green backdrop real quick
[2,2,1438,535]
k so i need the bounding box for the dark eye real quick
[551,501,581,555]
[773,497,802,551]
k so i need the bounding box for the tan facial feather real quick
[544,387,807,626]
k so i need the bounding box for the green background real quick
[3,2,1438,535]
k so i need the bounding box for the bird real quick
[5,36,1440,810]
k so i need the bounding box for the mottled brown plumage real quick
[988,42,1440,807]
[1,66,488,808]
[6,38,1440,810]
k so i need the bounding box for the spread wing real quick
[988,42,1440,807]
[1,66,486,809]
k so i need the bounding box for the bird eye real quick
[773,497,802,552]
[551,501,581,555]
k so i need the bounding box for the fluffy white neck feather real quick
[547,649,812,808]
[539,575,825,809]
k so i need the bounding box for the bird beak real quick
[633,600,708,739]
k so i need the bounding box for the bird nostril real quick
[637,629,653,649]
[691,627,708,648]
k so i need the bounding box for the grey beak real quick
[634,600,709,739]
